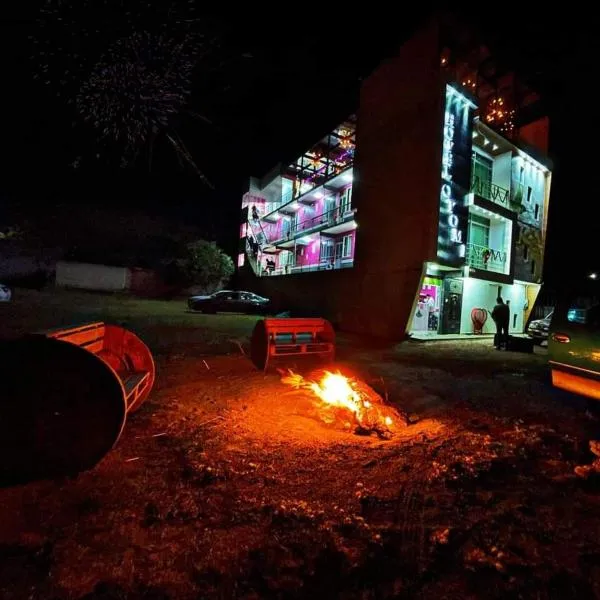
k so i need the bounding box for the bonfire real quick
[280,369,404,438]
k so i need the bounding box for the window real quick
[531,259,536,276]
[214,291,236,300]
[237,253,245,267]
[568,308,588,324]
[527,186,533,203]
[320,240,334,262]
[523,244,529,261]
[280,250,295,267]
[567,298,600,326]
[342,234,353,258]
[468,214,490,247]
[515,225,520,242]
[340,186,353,214]
[534,204,540,220]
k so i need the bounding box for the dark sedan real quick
[527,311,553,344]
[187,290,270,314]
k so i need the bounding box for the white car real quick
[0,284,12,302]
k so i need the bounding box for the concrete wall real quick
[519,117,549,155]
[460,278,527,334]
[512,155,551,284]
[56,261,129,291]
[245,22,443,339]
[349,21,443,337]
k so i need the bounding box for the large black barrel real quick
[0,337,127,486]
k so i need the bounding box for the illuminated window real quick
[237,253,245,267]
[280,250,295,267]
[320,240,334,262]
[340,186,353,214]
[342,235,353,258]
[468,214,490,247]
[471,152,492,195]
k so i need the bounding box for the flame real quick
[281,369,400,436]
[309,372,366,419]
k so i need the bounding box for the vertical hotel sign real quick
[437,85,476,266]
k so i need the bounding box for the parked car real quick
[187,290,270,314]
[548,290,600,401]
[0,283,11,302]
[527,311,553,344]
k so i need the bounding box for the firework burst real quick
[31,1,228,184]
[77,33,195,146]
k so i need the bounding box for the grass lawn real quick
[1,289,600,599]
[0,288,259,355]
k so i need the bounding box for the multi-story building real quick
[238,17,552,339]
[240,118,358,277]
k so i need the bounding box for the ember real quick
[281,369,404,437]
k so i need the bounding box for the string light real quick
[462,77,477,91]
[309,153,323,169]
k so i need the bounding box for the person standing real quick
[491,297,510,349]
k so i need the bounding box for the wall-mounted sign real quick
[437,85,476,267]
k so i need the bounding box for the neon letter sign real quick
[437,86,475,265]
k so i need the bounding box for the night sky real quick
[2,7,598,285]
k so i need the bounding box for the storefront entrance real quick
[441,277,464,334]
[410,276,442,334]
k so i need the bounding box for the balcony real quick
[260,258,354,277]
[470,177,509,208]
[272,206,356,247]
[466,243,508,275]
[261,168,353,222]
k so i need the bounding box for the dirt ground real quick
[1,291,600,599]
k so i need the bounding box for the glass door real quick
[468,214,490,247]
[334,241,343,268]
[471,152,493,198]
[320,239,334,268]
[340,186,352,215]
[325,195,337,223]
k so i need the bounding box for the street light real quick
[589,273,598,280]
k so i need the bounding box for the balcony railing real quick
[470,177,509,207]
[273,205,355,245]
[261,166,353,221]
[466,242,507,274]
[261,257,354,277]
[244,238,260,275]
[247,217,270,248]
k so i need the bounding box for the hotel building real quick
[238,18,552,339]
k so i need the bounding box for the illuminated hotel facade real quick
[238,18,552,339]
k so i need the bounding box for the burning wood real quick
[281,369,405,438]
